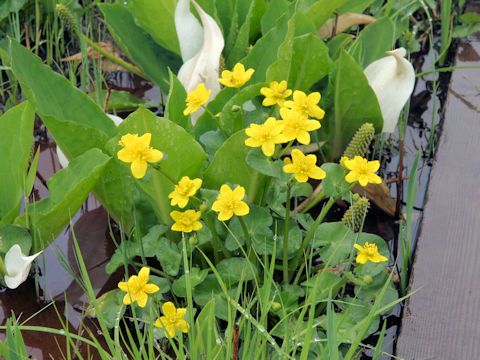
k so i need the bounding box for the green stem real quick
[239,217,258,270]
[152,164,177,185]
[283,185,291,284]
[0,256,7,276]
[276,140,294,159]
[181,235,195,351]
[292,197,336,269]
[204,216,228,262]
[80,34,146,78]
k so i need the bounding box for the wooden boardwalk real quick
[395,15,480,360]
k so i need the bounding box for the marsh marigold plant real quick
[260,80,292,107]
[170,210,203,232]
[219,63,254,88]
[245,117,286,157]
[278,108,321,145]
[354,242,388,264]
[283,149,326,183]
[169,176,202,208]
[155,301,189,338]
[344,156,382,187]
[284,90,325,119]
[212,184,250,221]
[117,133,163,179]
[118,267,159,307]
[184,83,211,115]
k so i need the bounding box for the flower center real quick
[364,243,378,256]
[177,183,194,196]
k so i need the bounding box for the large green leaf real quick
[99,4,181,93]
[226,0,266,67]
[304,0,346,27]
[204,131,265,202]
[18,149,110,249]
[0,225,32,255]
[288,33,333,91]
[0,102,34,222]
[350,17,396,68]
[10,41,115,160]
[0,0,28,21]
[329,51,383,158]
[10,41,116,137]
[112,108,207,225]
[128,0,180,55]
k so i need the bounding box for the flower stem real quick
[283,185,291,284]
[181,235,195,348]
[239,217,258,269]
[292,197,336,270]
[276,140,294,159]
[0,256,6,276]
[80,34,146,78]
[152,164,177,185]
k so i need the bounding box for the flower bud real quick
[271,302,282,312]
[189,235,198,247]
[363,275,373,285]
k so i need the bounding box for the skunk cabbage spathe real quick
[176,0,224,99]
[3,244,42,289]
[364,48,415,133]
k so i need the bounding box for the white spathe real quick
[177,0,224,107]
[175,0,204,62]
[56,114,123,168]
[364,48,416,133]
[4,244,42,289]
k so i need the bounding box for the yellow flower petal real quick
[143,283,160,294]
[162,302,177,318]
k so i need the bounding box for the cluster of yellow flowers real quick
[118,267,189,338]
[168,181,250,232]
[184,63,255,116]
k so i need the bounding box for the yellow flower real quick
[218,63,255,88]
[283,149,326,183]
[260,80,292,107]
[184,83,211,115]
[117,133,163,179]
[283,90,325,119]
[170,210,203,232]
[340,156,349,168]
[211,184,250,221]
[155,301,189,338]
[278,108,320,145]
[354,242,388,264]
[118,267,159,308]
[344,156,382,187]
[245,117,286,157]
[168,176,203,208]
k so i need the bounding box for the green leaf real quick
[172,267,209,297]
[87,289,125,329]
[156,238,182,276]
[19,149,110,248]
[313,222,355,265]
[0,0,28,21]
[10,41,115,136]
[304,0,346,28]
[302,271,346,303]
[338,0,375,14]
[266,11,296,82]
[204,131,265,203]
[261,0,289,35]
[0,102,34,221]
[199,130,227,161]
[216,257,257,285]
[245,148,283,178]
[350,17,396,68]
[193,298,224,358]
[0,225,32,255]
[241,9,292,83]
[127,0,180,55]
[321,163,351,200]
[226,0,266,67]
[289,33,333,91]
[165,71,189,130]
[225,205,273,253]
[99,4,181,93]
[328,51,383,158]
[355,274,398,316]
[106,225,169,274]
[111,108,207,225]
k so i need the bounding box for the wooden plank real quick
[395,18,480,360]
